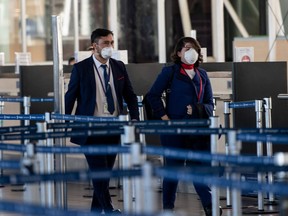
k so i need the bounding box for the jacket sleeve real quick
[146,66,175,118]
[118,61,140,120]
[200,69,214,118]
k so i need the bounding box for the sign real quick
[234,47,254,62]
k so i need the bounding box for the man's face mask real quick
[101,47,113,59]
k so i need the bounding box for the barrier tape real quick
[238,133,288,144]
[228,101,255,109]
[0,97,54,103]
[155,167,288,196]
[0,144,277,167]
[0,169,141,185]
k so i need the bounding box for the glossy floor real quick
[0,182,281,216]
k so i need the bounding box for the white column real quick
[178,0,192,36]
[157,0,166,63]
[80,0,90,36]
[211,0,225,62]
[21,0,27,53]
[109,0,119,50]
[73,0,79,54]
[62,0,72,36]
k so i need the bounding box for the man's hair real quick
[91,28,113,44]
[68,56,75,65]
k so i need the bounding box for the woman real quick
[146,37,222,216]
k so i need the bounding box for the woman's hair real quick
[170,37,203,67]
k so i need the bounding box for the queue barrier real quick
[223,97,275,211]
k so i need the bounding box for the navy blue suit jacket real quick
[65,56,139,144]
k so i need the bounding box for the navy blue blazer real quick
[147,63,214,120]
[65,56,139,144]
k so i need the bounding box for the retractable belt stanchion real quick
[36,113,55,207]
[274,153,288,216]
[224,101,232,208]
[18,96,31,194]
[210,116,221,216]
[263,97,276,204]
[137,95,146,161]
[255,100,265,212]
[131,143,143,213]
[228,130,242,216]
[120,115,134,213]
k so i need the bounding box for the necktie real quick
[101,64,115,114]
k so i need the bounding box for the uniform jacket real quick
[65,56,139,144]
[147,63,213,120]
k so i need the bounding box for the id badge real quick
[103,102,109,114]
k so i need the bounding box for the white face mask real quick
[101,47,113,59]
[184,48,199,65]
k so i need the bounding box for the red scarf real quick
[180,63,194,75]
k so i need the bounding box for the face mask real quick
[101,47,113,59]
[184,48,198,65]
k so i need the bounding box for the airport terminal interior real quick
[1,0,288,216]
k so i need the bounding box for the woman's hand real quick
[161,115,170,120]
[187,105,192,115]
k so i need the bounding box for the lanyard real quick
[195,69,203,102]
[181,66,203,102]
[93,62,111,93]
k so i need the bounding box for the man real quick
[65,28,139,214]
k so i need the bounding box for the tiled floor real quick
[0,181,281,216]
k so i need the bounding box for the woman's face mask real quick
[101,47,113,59]
[184,48,199,65]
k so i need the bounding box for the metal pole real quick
[228,130,242,216]
[224,101,231,208]
[255,100,264,211]
[263,97,275,203]
[52,15,66,209]
[157,0,166,63]
[210,116,220,216]
[21,0,27,53]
